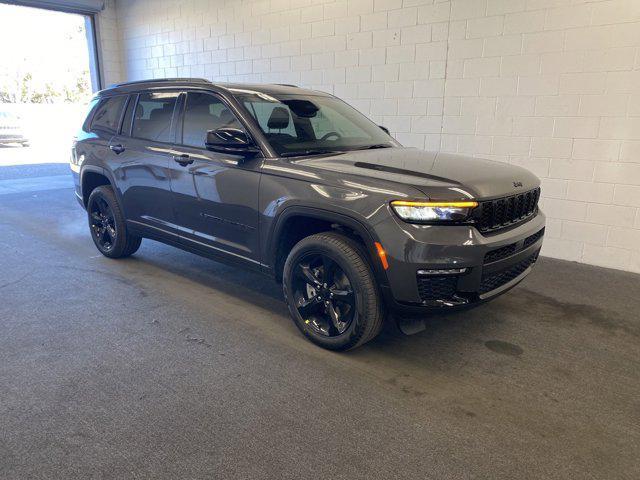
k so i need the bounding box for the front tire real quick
[87,185,141,258]
[283,232,384,351]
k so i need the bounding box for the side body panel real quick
[168,147,263,263]
[72,130,110,202]
[257,157,425,290]
[165,89,264,264]
[108,134,174,228]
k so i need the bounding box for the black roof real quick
[99,78,328,97]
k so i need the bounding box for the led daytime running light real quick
[391,200,479,208]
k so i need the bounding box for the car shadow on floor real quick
[117,242,640,377]
[121,239,524,356]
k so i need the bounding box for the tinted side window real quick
[120,94,137,136]
[82,98,101,132]
[132,92,179,143]
[91,95,127,134]
[182,92,244,148]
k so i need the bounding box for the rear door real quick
[168,90,263,264]
[83,94,127,183]
[109,91,181,230]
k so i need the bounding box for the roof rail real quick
[110,78,211,88]
[273,83,299,88]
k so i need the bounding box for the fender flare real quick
[79,165,121,206]
[267,205,390,288]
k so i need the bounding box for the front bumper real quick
[373,210,546,315]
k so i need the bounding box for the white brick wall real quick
[96,0,122,86]
[109,0,640,273]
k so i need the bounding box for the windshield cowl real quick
[279,143,395,158]
[279,149,343,158]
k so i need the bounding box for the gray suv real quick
[71,78,545,350]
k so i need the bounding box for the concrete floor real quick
[1,161,639,480]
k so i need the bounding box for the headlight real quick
[390,200,478,222]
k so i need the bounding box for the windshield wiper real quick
[280,144,392,157]
[355,144,393,150]
[280,149,342,157]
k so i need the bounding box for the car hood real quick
[293,147,540,200]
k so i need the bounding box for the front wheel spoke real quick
[327,302,346,333]
[297,263,321,287]
[297,296,321,317]
[330,288,354,306]
[90,212,102,223]
[321,255,335,285]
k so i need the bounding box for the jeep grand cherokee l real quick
[71,78,545,351]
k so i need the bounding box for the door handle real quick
[172,153,193,166]
[109,144,125,154]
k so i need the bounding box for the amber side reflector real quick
[391,200,479,208]
[374,242,389,270]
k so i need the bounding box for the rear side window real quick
[120,94,137,136]
[82,98,100,131]
[182,92,244,148]
[91,95,127,134]
[132,92,179,143]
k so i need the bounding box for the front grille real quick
[417,276,457,302]
[477,188,540,233]
[484,227,545,264]
[479,250,539,294]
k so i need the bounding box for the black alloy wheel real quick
[89,195,117,252]
[292,253,356,337]
[86,185,141,258]
[283,232,385,351]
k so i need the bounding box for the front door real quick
[169,91,262,264]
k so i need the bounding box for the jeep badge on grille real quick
[513,181,523,188]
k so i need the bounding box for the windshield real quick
[233,91,398,156]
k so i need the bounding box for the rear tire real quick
[87,185,141,258]
[283,232,385,351]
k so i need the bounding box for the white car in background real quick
[0,110,29,147]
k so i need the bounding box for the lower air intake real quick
[479,250,540,294]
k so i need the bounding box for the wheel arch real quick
[80,165,118,207]
[267,206,390,288]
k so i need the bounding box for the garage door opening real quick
[0,2,100,174]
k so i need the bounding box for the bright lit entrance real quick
[0,2,100,172]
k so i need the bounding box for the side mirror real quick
[379,125,390,135]
[205,128,260,156]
